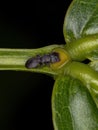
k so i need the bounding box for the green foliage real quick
[52,76,98,130]
[65,34,98,61]
[63,0,98,43]
[0,0,98,130]
[52,0,98,129]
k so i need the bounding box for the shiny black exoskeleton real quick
[25,52,60,69]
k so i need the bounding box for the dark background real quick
[0,0,72,129]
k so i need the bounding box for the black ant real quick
[25,52,60,69]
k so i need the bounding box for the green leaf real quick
[52,75,98,130]
[63,0,98,44]
[87,49,98,61]
[89,60,98,71]
[89,87,98,108]
[82,59,98,108]
[64,61,98,108]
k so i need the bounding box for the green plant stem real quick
[64,61,98,91]
[0,45,63,76]
[65,34,98,61]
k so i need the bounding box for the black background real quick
[0,0,72,129]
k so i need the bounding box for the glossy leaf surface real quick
[63,0,98,44]
[52,76,98,130]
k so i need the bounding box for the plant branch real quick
[0,45,63,76]
[65,34,98,61]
